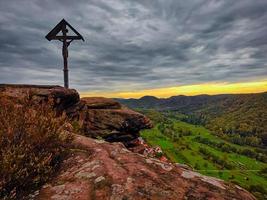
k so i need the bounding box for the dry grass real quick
[0,96,73,199]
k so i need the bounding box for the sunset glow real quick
[81,80,267,98]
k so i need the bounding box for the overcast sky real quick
[0,0,267,93]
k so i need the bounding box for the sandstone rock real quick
[34,134,256,200]
[81,97,122,109]
[0,84,152,145]
[0,84,79,112]
[80,108,152,145]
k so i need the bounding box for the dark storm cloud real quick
[0,0,267,92]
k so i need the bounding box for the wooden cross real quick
[46,19,84,88]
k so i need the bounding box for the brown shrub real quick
[0,96,73,199]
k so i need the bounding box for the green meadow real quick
[141,119,267,199]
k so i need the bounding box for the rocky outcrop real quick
[71,97,152,145]
[79,104,152,146]
[0,84,79,112]
[31,134,255,200]
[0,84,256,199]
[0,84,152,145]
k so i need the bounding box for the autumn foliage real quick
[0,96,72,199]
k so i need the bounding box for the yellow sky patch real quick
[80,79,267,99]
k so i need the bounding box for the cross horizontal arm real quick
[50,35,83,40]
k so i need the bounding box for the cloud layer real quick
[0,0,267,93]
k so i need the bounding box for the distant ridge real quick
[116,91,267,111]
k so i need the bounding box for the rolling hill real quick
[116,92,267,146]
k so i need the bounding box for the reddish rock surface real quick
[81,97,122,109]
[32,134,255,200]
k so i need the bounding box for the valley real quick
[118,92,267,147]
[138,110,267,199]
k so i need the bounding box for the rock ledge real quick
[33,134,255,200]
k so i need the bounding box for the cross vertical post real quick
[62,24,69,88]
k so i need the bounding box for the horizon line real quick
[115,90,267,100]
[80,79,267,99]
